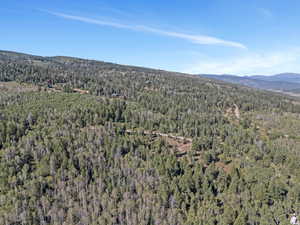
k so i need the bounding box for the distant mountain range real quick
[200,73,300,94]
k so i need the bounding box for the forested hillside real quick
[1,51,300,225]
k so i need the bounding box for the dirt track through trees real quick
[125,129,192,154]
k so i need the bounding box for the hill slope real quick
[1,50,300,225]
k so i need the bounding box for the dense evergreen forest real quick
[1,50,300,225]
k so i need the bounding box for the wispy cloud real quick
[185,49,300,75]
[45,11,247,49]
[258,8,273,18]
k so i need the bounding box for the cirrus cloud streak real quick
[45,11,247,49]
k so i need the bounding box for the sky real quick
[2,0,300,75]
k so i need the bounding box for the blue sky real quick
[2,0,300,75]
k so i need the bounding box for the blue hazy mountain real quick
[201,73,300,93]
